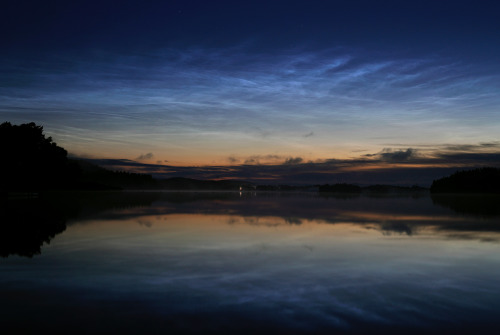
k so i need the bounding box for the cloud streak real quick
[81,140,500,186]
[2,46,500,165]
[136,153,154,161]
[365,148,418,162]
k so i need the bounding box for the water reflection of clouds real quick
[3,194,500,333]
[65,193,500,244]
[137,219,153,228]
[229,216,295,228]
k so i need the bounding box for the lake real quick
[1,191,500,334]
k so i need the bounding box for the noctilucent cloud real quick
[1,1,500,183]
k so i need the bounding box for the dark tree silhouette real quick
[430,167,500,194]
[0,122,80,191]
[0,198,67,257]
[431,194,500,217]
[318,183,362,193]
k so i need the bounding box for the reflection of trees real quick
[431,194,500,218]
[0,198,66,257]
[148,192,500,238]
[0,191,163,257]
[380,222,413,236]
[4,191,500,257]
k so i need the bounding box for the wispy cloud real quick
[243,155,283,165]
[2,46,499,163]
[365,148,418,162]
[284,157,303,165]
[81,138,500,186]
[442,142,500,152]
[136,153,154,160]
[227,156,240,164]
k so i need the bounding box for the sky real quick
[2,0,500,185]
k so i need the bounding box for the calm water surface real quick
[1,192,500,334]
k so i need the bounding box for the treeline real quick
[256,185,316,191]
[0,122,158,192]
[430,167,500,194]
[156,177,254,190]
[318,167,500,194]
[0,122,79,191]
[318,183,427,194]
[2,122,499,193]
[0,122,260,192]
[75,159,156,190]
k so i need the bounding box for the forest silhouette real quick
[1,122,499,193]
[0,122,79,191]
[0,122,159,192]
[430,167,500,194]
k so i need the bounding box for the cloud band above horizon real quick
[2,47,500,167]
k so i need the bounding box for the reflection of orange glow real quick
[338,211,464,222]
[338,163,436,172]
[211,176,245,181]
[65,212,500,248]
[338,162,483,172]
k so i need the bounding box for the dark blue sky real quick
[3,0,500,57]
[2,0,500,184]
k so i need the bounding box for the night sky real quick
[2,0,500,185]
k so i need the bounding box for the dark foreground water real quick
[1,191,500,334]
